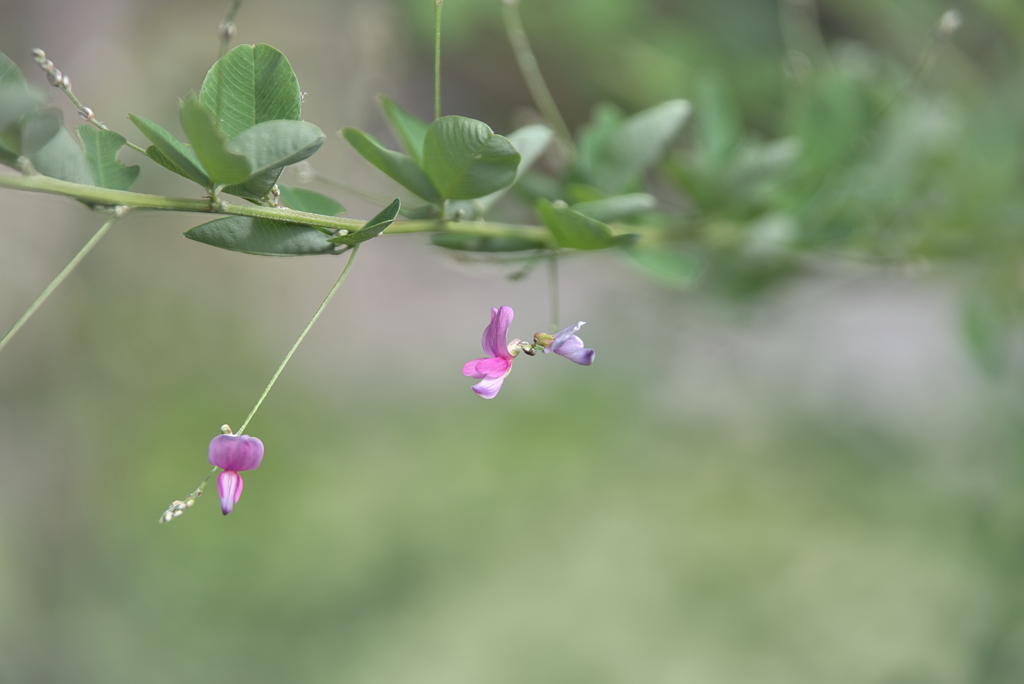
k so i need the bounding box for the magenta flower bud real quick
[207,434,264,515]
[544,322,595,365]
[462,306,516,399]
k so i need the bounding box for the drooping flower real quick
[208,434,264,515]
[535,322,595,365]
[462,305,522,399]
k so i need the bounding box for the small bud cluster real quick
[158,491,200,524]
[31,48,105,128]
[271,184,281,206]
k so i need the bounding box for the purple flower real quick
[208,434,264,515]
[462,305,519,399]
[538,322,595,365]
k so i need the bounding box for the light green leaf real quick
[77,126,139,191]
[536,199,615,250]
[422,116,521,200]
[200,44,301,140]
[27,126,94,185]
[185,216,336,256]
[591,99,691,193]
[0,84,44,136]
[228,119,324,176]
[572,193,656,223]
[278,186,344,216]
[694,72,742,167]
[179,93,251,186]
[379,94,430,163]
[329,198,400,245]
[20,109,62,156]
[342,127,441,204]
[575,102,623,182]
[623,247,702,289]
[130,113,210,186]
[430,233,547,252]
[0,52,26,87]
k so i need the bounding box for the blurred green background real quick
[3,0,1024,681]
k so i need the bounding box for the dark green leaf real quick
[222,167,282,202]
[20,109,62,156]
[228,119,324,175]
[27,126,94,185]
[591,99,691,193]
[572,193,656,223]
[200,44,301,140]
[623,247,702,289]
[536,199,614,250]
[431,233,547,252]
[179,93,251,186]
[130,113,210,186]
[185,216,336,256]
[422,116,521,200]
[379,94,429,163]
[342,127,441,204]
[0,144,18,169]
[78,126,139,191]
[278,185,344,216]
[329,198,400,245]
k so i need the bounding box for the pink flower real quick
[462,305,519,399]
[208,434,264,515]
[542,322,595,365]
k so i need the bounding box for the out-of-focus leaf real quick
[27,126,93,185]
[329,199,400,245]
[78,126,139,191]
[431,233,547,252]
[342,127,441,204]
[421,116,520,200]
[572,193,656,223]
[379,94,430,163]
[962,292,1011,377]
[228,119,324,176]
[536,199,615,250]
[590,99,691,193]
[0,84,44,137]
[200,44,301,140]
[130,113,210,186]
[0,52,26,87]
[179,93,251,186]
[20,109,62,156]
[694,72,742,168]
[184,216,335,256]
[448,124,554,219]
[623,247,702,289]
[278,185,344,216]
[0,145,17,169]
[576,102,624,181]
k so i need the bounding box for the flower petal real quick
[471,373,507,399]
[208,434,264,472]
[217,470,244,515]
[551,335,595,365]
[481,306,514,359]
[463,356,512,379]
[547,321,585,352]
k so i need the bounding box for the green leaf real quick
[963,292,1011,377]
[623,247,702,289]
[430,233,547,252]
[228,119,324,176]
[130,113,210,186]
[379,94,430,163]
[278,186,344,216]
[422,116,521,200]
[591,99,691,193]
[572,193,656,223]
[179,93,251,186]
[200,44,301,140]
[184,216,336,256]
[448,124,554,219]
[222,167,282,202]
[694,72,742,168]
[329,199,400,245]
[77,126,139,191]
[27,126,94,185]
[20,109,62,156]
[0,52,26,87]
[0,144,18,169]
[0,84,44,136]
[536,199,615,250]
[342,127,441,204]
[576,102,624,182]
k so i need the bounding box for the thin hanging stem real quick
[235,245,360,436]
[434,0,444,120]
[548,252,559,332]
[501,0,575,153]
[0,213,121,355]
[219,0,242,58]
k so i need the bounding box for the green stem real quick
[434,0,443,120]
[0,213,119,355]
[501,0,575,152]
[0,171,557,244]
[219,0,242,58]
[235,245,360,436]
[547,252,559,332]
